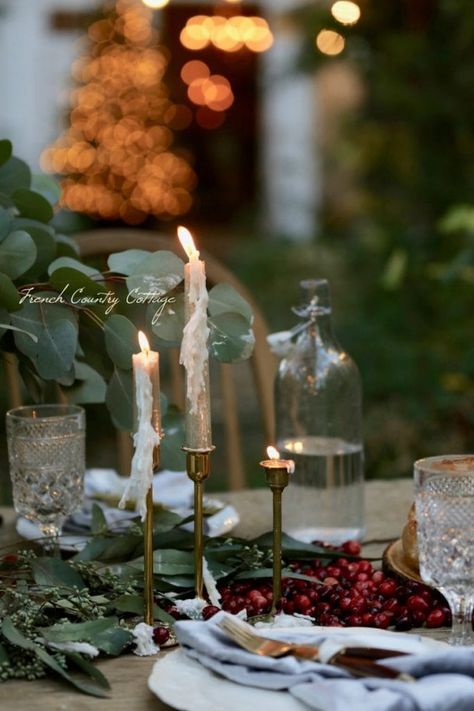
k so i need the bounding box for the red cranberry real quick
[153,626,170,645]
[327,566,342,578]
[395,615,413,631]
[202,605,220,620]
[357,561,373,574]
[294,594,312,613]
[379,579,398,598]
[362,612,375,625]
[169,606,182,620]
[2,554,17,563]
[317,602,331,615]
[342,540,361,556]
[426,608,446,628]
[373,613,390,629]
[371,571,385,585]
[347,614,363,626]
[406,595,430,614]
[411,610,426,627]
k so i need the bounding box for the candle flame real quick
[267,446,280,460]
[177,225,200,260]
[138,330,150,355]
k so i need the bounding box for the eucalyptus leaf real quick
[62,361,106,404]
[0,156,31,195]
[56,234,80,257]
[112,594,173,623]
[42,616,132,655]
[12,219,57,279]
[208,283,253,323]
[1,619,108,698]
[126,250,184,296]
[104,314,138,370]
[31,174,61,206]
[208,312,255,363]
[106,367,133,431]
[157,575,194,589]
[149,293,184,342]
[0,207,12,241]
[91,503,108,535]
[0,272,20,311]
[12,188,54,223]
[48,256,101,278]
[160,408,185,471]
[65,652,110,690]
[0,139,12,166]
[49,267,104,304]
[32,558,86,590]
[34,318,77,379]
[0,230,37,279]
[11,297,78,360]
[107,249,150,275]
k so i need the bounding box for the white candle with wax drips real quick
[178,226,212,451]
[119,331,161,520]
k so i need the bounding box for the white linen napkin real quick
[174,611,474,711]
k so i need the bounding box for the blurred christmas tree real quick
[42,0,195,225]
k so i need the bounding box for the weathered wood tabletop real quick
[0,479,445,711]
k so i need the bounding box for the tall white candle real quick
[119,331,161,521]
[178,226,212,450]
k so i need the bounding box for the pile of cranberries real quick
[156,540,452,637]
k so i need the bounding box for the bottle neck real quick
[302,311,337,348]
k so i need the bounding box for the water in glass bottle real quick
[274,279,364,544]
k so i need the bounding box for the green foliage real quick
[282,0,474,477]
[0,141,254,463]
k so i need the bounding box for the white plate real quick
[149,648,307,711]
[148,627,448,711]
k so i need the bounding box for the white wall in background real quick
[0,0,101,168]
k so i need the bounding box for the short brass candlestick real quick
[143,424,163,626]
[184,447,215,599]
[260,462,290,615]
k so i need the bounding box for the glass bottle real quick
[275,279,364,543]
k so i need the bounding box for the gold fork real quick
[218,616,413,681]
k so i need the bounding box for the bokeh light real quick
[331,1,361,26]
[181,60,210,85]
[41,0,195,223]
[180,15,273,53]
[141,0,169,8]
[316,29,345,56]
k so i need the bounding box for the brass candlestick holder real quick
[143,425,163,626]
[184,446,215,599]
[260,460,291,615]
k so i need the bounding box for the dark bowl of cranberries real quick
[215,540,451,631]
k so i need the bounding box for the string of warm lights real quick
[41,0,195,224]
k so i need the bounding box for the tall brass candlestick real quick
[143,435,162,625]
[184,447,214,598]
[260,447,295,615]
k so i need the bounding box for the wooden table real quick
[0,479,443,711]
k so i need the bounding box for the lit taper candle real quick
[119,331,161,521]
[260,446,295,615]
[177,226,212,451]
[119,331,161,625]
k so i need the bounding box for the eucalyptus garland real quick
[0,506,351,697]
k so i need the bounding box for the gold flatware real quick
[218,617,413,682]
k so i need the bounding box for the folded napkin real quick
[174,612,474,711]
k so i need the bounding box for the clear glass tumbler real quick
[6,404,86,549]
[415,455,474,645]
